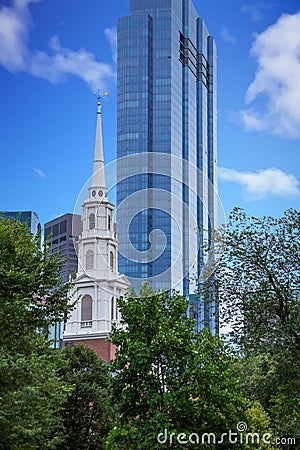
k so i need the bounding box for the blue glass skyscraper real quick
[117,0,218,332]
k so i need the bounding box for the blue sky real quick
[0,0,299,228]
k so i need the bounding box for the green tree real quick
[57,344,115,449]
[127,279,157,299]
[0,351,68,449]
[107,290,266,449]
[215,208,300,442]
[217,207,300,352]
[0,217,72,353]
[107,291,194,449]
[0,217,74,448]
[139,279,155,298]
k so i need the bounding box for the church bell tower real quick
[63,98,130,361]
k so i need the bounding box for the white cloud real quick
[219,167,300,200]
[239,12,300,139]
[0,0,115,89]
[220,26,236,44]
[29,35,115,87]
[34,167,46,178]
[104,26,117,63]
[0,0,36,71]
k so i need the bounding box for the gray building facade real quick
[44,213,82,346]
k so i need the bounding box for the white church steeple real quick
[90,99,106,195]
[78,96,118,279]
[63,98,130,361]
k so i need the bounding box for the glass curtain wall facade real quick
[1,211,41,235]
[117,0,217,332]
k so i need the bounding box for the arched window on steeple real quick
[108,214,111,230]
[89,213,95,229]
[110,251,114,271]
[81,295,92,327]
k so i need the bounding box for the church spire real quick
[91,97,106,189]
[63,92,130,362]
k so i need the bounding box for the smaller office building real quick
[44,213,82,282]
[44,213,82,347]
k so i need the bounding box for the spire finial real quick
[90,90,109,192]
[93,89,108,112]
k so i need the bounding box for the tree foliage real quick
[0,217,72,353]
[0,218,73,448]
[107,290,269,449]
[214,208,300,442]
[217,207,300,352]
[57,344,115,449]
[0,351,68,449]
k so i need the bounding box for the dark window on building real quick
[60,220,67,234]
[52,224,59,237]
